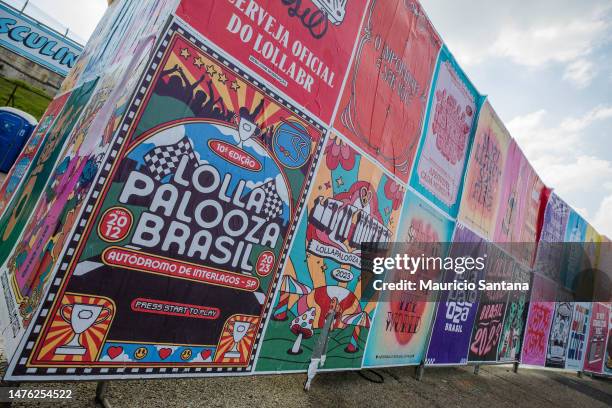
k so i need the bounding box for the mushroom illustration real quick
[341,311,371,353]
[288,307,315,355]
[273,276,312,321]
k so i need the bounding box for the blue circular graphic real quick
[273,121,312,169]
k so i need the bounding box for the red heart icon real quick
[107,346,123,359]
[200,349,212,360]
[158,348,172,360]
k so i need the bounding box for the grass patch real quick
[0,76,52,119]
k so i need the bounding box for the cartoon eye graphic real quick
[134,347,148,360]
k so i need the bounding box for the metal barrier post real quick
[304,312,335,391]
[6,85,18,106]
[415,361,425,381]
[95,381,111,408]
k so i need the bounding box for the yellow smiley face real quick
[134,347,148,360]
[180,349,193,361]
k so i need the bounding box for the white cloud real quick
[491,20,607,68]
[561,105,612,132]
[563,59,597,88]
[530,155,612,197]
[594,195,612,238]
[508,105,612,159]
[421,0,611,89]
[148,125,186,147]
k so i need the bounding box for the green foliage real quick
[0,76,52,119]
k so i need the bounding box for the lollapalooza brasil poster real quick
[6,22,327,379]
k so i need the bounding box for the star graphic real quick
[321,264,328,272]
[217,72,228,84]
[180,48,191,59]
[230,80,241,92]
[206,64,217,77]
[194,56,205,68]
[336,176,344,187]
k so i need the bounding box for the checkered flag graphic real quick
[259,180,283,221]
[143,137,196,181]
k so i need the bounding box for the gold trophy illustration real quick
[56,303,111,355]
[225,321,250,359]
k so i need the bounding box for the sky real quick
[420,0,612,238]
[24,0,106,42]
[28,0,612,238]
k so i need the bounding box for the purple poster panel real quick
[426,224,484,365]
[467,244,513,362]
[535,192,570,282]
[520,274,557,366]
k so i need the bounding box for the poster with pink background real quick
[521,274,557,366]
[494,140,524,243]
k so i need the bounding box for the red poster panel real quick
[584,302,610,374]
[176,0,368,123]
[334,0,442,183]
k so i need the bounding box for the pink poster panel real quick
[458,102,511,240]
[515,154,545,266]
[495,142,545,265]
[494,140,523,243]
[521,274,556,366]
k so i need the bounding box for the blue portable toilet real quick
[0,107,38,173]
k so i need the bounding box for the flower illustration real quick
[384,178,404,210]
[326,137,356,171]
[432,89,471,165]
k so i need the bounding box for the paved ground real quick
[0,358,610,407]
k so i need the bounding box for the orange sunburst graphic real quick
[214,315,260,365]
[34,293,114,363]
[168,36,294,131]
